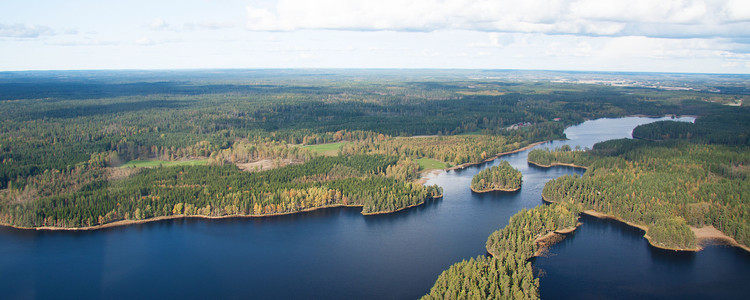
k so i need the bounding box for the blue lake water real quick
[4,116,746,299]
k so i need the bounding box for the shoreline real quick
[415,140,548,185]
[361,197,439,216]
[580,210,750,253]
[542,194,750,253]
[527,160,588,169]
[541,194,689,251]
[446,141,548,171]
[690,225,750,253]
[0,199,442,231]
[2,140,542,232]
[627,114,699,119]
[470,186,520,193]
[533,224,581,257]
[415,169,444,185]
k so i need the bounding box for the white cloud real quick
[149,18,236,32]
[467,32,513,48]
[135,37,155,46]
[571,0,707,24]
[183,21,236,31]
[51,39,118,47]
[245,0,749,39]
[723,0,750,22]
[0,23,55,38]
[149,19,169,30]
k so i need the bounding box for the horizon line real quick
[1,67,749,76]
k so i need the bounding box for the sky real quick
[1,0,749,73]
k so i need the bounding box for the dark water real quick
[533,214,750,300]
[4,116,745,300]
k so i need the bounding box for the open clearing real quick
[303,142,350,156]
[416,158,447,170]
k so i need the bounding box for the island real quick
[423,109,750,299]
[470,161,522,192]
[0,70,748,300]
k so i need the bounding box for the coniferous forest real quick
[2,70,723,229]
[538,111,750,249]
[470,161,523,192]
[424,111,750,299]
[1,70,749,299]
[421,84,750,297]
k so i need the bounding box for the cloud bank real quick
[0,23,55,38]
[246,0,750,38]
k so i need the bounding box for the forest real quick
[423,200,582,300]
[423,104,750,297]
[526,145,590,168]
[1,70,749,299]
[540,140,750,249]
[0,70,725,192]
[528,108,750,250]
[0,154,443,228]
[2,70,731,229]
[341,135,534,167]
[470,161,523,192]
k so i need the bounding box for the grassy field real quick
[416,158,448,170]
[458,130,483,135]
[119,159,209,168]
[303,142,349,156]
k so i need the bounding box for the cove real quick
[5,116,745,300]
[533,213,750,299]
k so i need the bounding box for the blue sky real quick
[1,0,749,73]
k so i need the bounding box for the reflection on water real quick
[534,206,750,300]
[3,116,744,300]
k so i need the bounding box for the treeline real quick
[384,157,421,182]
[425,109,750,298]
[632,109,750,145]
[471,161,522,192]
[527,145,590,167]
[0,154,442,228]
[208,139,316,166]
[544,173,697,249]
[2,74,729,190]
[341,135,526,166]
[423,201,582,299]
[540,137,750,249]
[0,150,118,204]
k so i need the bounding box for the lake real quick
[3,116,746,299]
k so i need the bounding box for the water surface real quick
[5,116,744,300]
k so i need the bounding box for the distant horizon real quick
[1,67,749,76]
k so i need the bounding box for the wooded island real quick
[470,161,522,192]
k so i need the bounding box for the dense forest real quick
[341,135,533,167]
[526,145,590,168]
[533,108,750,249]
[424,114,750,298]
[1,70,729,229]
[423,200,582,300]
[2,70,749,298]
[0,70,724,191]
[632,111,750,145]
[470,161,523,192]
[424,108,750,297]
[0,154,443,228]
[541,138,750,249]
